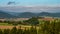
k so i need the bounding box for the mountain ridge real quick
[0,10,60,18]
[0,10,17,18]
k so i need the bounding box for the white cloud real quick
[0,5,60,13]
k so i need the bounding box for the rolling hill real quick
[17,12,60,18]
[0,10,16,18]
[18,12,37,18]
[0,10,60,18]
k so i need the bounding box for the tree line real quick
[0,26,38,34]
[38,19,60,34]
[0,17,39,25]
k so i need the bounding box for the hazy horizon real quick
[0,0,60,13]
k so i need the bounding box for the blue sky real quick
[0,0,60,13]
[0,0,60,6]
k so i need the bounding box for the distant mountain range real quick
[0,10,60,18]
[0,10,16,18]
[17,12,60,18]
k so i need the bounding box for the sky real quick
[0,0,60,13]
[0,0,60,7]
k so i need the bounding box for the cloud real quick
[0,6,60,13]
[7,2,15,5]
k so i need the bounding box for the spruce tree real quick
[17,26,23,34]
[30,26,37,34]
[3,29,10,34]
[10,26,17,34]
[0,29,3,34]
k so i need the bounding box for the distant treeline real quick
[0,17,39,25]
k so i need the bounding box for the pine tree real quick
[17,26,23,34]
[10,26,17,34]
[23,27,28,34]
[3,29,10,34]
[0,29,3,34]
[30,26,37,34]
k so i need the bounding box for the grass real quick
[0,23,13,26]
[0,23,40,30]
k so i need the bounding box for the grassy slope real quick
[0,23,13,26]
